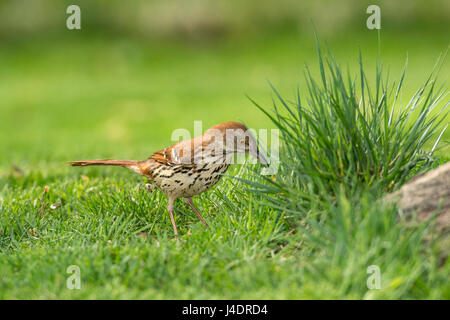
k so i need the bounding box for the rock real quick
[384,162,450,232]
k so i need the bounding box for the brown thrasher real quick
[69,122,268,237]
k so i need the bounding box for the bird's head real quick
[204,121,268,166]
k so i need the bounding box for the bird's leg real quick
[184,197,209,228]
[167,197,180,236]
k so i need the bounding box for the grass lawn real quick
[0,29,449,299]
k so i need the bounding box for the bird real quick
[69,121,268,238]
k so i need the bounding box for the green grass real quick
[0,30,449,299]
[248,41,448,212]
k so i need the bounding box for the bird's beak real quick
[250,147,269,167]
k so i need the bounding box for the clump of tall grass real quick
[249,44,448,215]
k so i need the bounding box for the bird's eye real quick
[239,139,245,144]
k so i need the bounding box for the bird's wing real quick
[149,135,210,166]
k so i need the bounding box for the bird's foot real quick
[173,236,187,243]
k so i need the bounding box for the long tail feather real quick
[69,159,140,169]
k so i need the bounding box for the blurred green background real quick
[0,0,448,170]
